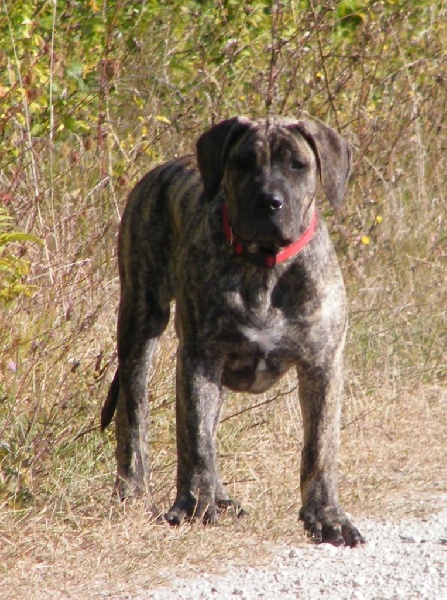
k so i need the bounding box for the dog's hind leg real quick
[101,166,177,502]
[111,286,170,502]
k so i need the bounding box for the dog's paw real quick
[216,498,248,518]
[164,507,187,526]
[164,494,219,526]
[164,489,247,526]
[299,505,365,547]
[115,474,147,502]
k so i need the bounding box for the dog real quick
[101,115,365,547]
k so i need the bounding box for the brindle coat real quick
[101,116,364,547]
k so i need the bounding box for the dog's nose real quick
[259,193,284,212]
[269,195,283,210]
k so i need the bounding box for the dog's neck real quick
[222,205,317,268]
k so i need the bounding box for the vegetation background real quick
[0,0,445,597]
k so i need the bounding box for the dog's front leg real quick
[297,349,364,547]
[165,344,222,526]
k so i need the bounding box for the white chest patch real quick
[257,358,268,372]
[239,324,282,353]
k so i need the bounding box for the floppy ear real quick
[196,116,252,201]
[291,118,352,209]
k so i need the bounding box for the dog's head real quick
[196,116,351,249]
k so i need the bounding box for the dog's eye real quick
[291,159,306,171]
[233,153,256,169]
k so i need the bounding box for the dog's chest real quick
[218,288,295,393]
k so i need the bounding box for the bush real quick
[0,207,41,305]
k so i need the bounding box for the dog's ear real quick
[196,116,251,201]
[291,119,352,209]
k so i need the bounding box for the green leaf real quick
[0,232,43,245]
[66,61,85,79]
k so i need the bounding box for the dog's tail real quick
[101,369,120,430]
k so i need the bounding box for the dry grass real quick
[0,379,445,599]
[1,2,446,598]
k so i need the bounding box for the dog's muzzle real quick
[222,205,317,268]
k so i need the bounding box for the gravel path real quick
[146,507,447,600]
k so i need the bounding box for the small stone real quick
[423,565,437,575]
[353,575,366,587]
[399,534,416,543]
[319,543,339,556]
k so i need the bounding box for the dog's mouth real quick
[242,239,291,255]
[232,225,294,252]
[223,205,318,268]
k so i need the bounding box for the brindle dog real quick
[101,116,365,547]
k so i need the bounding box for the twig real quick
[221,384,298,424]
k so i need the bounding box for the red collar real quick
[222,205,317,268]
